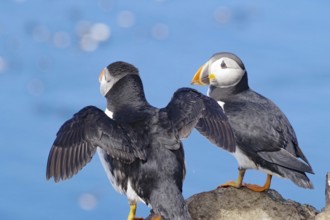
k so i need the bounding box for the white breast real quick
[231,147,281,177]
[105,108,113,118]
[127,180,147,205]
[217,100,225,110]
[232,146,257,169]
[97,108,146,204]
[97,108,124,193]
[97,148,125,194]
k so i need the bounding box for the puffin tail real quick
[277,166,314,189]
[149,181,192,220]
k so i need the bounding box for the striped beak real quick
[191,65,205,85]
[191,64,209,85]
[99,69,105,83]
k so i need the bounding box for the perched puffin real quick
[46,61,235,220]
[191,52,314,192]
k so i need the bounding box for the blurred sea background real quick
[1,0,329,219]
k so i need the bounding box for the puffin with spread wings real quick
[46,61,235,220]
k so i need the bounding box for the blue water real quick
[1,0,329,219]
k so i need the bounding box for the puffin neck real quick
[105,74,150,112]
[209,72,249,101]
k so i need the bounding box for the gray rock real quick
[186,187,319,220]
[315,207,330,220]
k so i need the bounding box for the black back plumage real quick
[46,61,235,219]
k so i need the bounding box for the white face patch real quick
[209,57,245,88]
[99,68,123,97]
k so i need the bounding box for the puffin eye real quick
[221,60,227,69]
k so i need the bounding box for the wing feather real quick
[165,88,235,152]
[46,106,146,182]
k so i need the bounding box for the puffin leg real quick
[219,168,245,188]
[244,174,272,192]
[150,214,162,220]
[127,203,143,220]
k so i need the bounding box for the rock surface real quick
[186,187,319,220]
[145,186,328,220]
[145,173,330,219]
[315,207,330,220]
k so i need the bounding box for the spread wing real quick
[164,88,235,152]
[46,106,146,182]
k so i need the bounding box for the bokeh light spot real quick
[76,21,111,52]
[78,193,98,211]
[90,23,111,42]
[214,7,232,24]
[53,31,71,48]
[0,56,7,73]
[80,35,99,52]
[27,79,44,96]
[117,10,135,28]
[151,23,169,40]
[97,0,115,12]
[75,21,92,38]
[32,25,51,43]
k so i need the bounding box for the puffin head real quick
[99,61,139,96]
[191,52,246,88]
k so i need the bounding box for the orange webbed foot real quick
[218,180,242,189]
